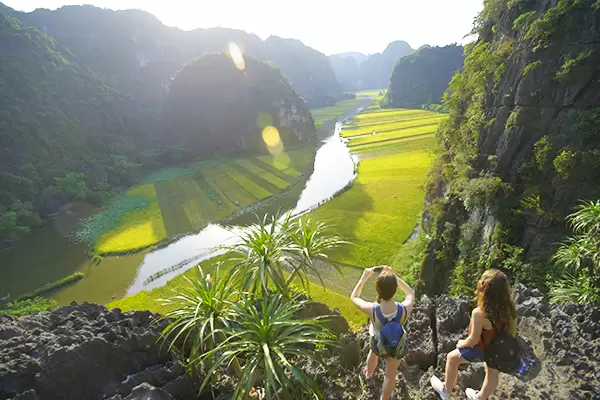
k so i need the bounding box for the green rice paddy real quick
[310,98,365,130]
[92,148,315,254]
[108,101,444,329]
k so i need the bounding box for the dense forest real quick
[329,41,414,90]
[384,44,464,108]
[420,0,600,301]
[0,13,145,246]
[0,4,324,247]
[165,53,315,156]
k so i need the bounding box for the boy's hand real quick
[456,339,466,349]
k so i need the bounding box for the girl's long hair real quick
[476,269,517,328]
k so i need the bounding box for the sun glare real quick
[262,125,283,154]
[228,42,245,70]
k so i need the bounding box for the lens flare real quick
[262,126,284,154]
[229,42,245,71]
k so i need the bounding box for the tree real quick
[55,172,87,200]
[550,200,600,305]
[199,294,334,399]
[225,213,346,298]
[161,213,346,398]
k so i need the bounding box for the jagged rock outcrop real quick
[0,303,202,400]
[298,284,600,399]
[2,287,597,399]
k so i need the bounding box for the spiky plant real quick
[226,212,346,298]
[198,294,335,399]
[160,265,239,363]
[550,200,600,306]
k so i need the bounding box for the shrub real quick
[0,297,57,317]
[460,175,511,211]
[550,200,600,306]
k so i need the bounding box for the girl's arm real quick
[458,308,484,348]
[350,267,375,314]
[395,271,415,317]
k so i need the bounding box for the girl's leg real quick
[478,363,500,399]
[382,357,402,399]
[444,349,468,393]
[364,350,378,378]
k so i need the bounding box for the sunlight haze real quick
[5,0,483,54]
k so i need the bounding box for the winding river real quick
[0,100,369,305]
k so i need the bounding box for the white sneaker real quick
[430,376,450,400]
[465,388,479,400]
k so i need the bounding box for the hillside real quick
[263,36,342,106]
[0,13,144,246]
[385,44,464,108]
[359,40,414,89]
[164,53,315,156]
[330,41,415,90]
[5,4,342,107]
[419,0,600,296]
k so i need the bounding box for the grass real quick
[108,256,366,331]
[15,272,85,301]
[89,149,315,254]
[305,106,440,271]
[219,164,272,199]
[342,114,445,138]
[310,98,365,130]
[308,149,432,267]
[235,159,291,188]
[257,148,314,178]
[96,184,167,254]
[348,124,439,147]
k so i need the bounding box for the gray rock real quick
[124,383,174,400]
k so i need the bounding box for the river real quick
[0,99,369,305]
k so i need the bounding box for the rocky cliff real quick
[385,44,464,108]
[2,286,598,399]
[419,0,600,294]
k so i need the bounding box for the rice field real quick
[306,106,443,269]
[92,147,315,254]
[310,98,365,130]
[95,185,167,254]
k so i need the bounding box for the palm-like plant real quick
[226,212,346,298]
[550,200,600,306]
[198,294,335,399]
[160,265,239,362]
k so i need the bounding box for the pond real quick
[0,100,369,305]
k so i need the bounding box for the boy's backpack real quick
[484,322,521,373]
[372,303,408,359]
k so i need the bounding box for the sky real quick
[4,0,483,55]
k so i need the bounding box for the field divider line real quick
[349,132,436,149]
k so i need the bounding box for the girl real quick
[351,266,415,400]
[430,269,517,400]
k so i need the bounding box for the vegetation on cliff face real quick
[0,5,321,248]
[0,13,144,246]
[419,0,600,300]
[384,44,464,108]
